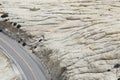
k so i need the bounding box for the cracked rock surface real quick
[0,0,120,80]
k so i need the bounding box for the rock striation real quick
[0,0,120,80]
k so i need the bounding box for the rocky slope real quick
[0,0,120,80]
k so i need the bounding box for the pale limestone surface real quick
[0,0,120,80]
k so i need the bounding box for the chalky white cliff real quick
[0,0,120,80]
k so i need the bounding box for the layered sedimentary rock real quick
[0,0,120,80]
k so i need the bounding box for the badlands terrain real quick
[0,0,120,80]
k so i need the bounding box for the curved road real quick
[0,33,48,80]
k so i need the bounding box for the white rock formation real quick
[0,0,120,80]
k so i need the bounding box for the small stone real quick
[0,29,2,32]
[39,39,42,42]
[1,13,8,18]
[114,64,120,68]
[61,67,67,73]
[107,69,111,72]
[118,78,120,80]
[34,46,37,48]
[22,42,26,46]
[18,41,21,43]
[17,24,21,29]
[13,22,17,26]
[3,19,9,22]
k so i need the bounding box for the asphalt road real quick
[0,33,48,80]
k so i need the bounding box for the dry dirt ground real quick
[0,0,120,80]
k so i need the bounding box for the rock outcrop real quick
[0,0,120,80]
